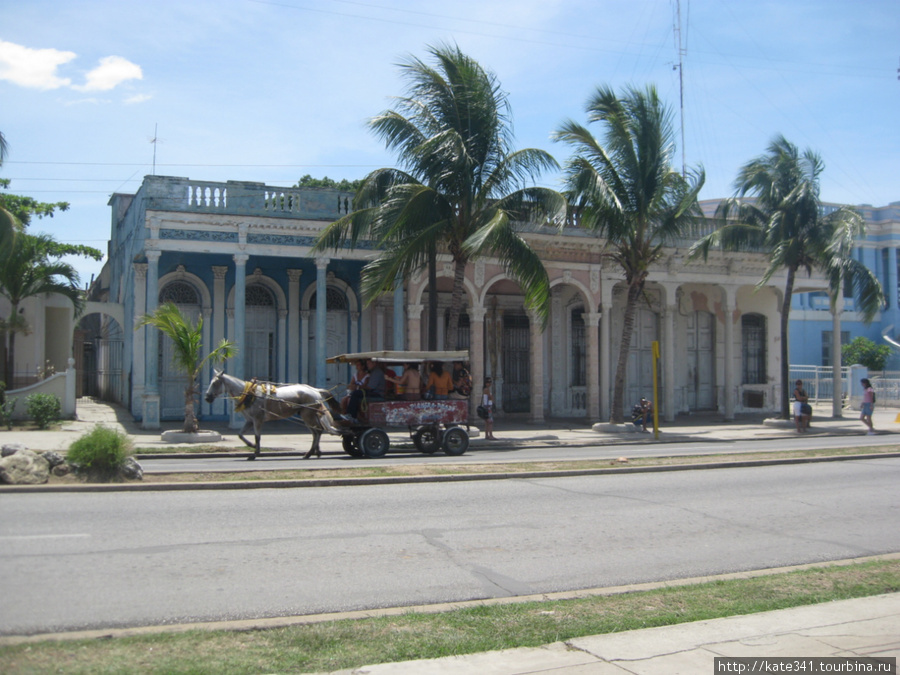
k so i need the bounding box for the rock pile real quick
[0,444,143,485]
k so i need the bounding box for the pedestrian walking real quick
[860,378,876,434]
[481,377,496,440]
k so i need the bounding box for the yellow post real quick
[652,340,660,439]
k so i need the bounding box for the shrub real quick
[0,396,17,430]
[26,393,61,429]
[67,425,133,482]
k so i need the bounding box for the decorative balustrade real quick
[142,176,354,221]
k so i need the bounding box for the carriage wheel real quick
[360,428,390,458]
[442,427,469,456]
[342,434,363,457]
[413,426,440,454]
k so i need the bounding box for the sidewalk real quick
[7,398,897,454]
[325,592,900,674]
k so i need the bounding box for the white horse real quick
[204,370,343,459]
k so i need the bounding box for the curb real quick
[5,451,900,493]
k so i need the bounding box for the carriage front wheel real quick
[413,426,440,454]
[442,427,469,456]
[360,428,390,458]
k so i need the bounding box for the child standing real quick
[482,377,496,440]
[860,378,876,435]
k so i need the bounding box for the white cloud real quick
[73,55,142,92]
[0,39,75,89]
[125,93,153,105]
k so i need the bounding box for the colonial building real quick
[84,175,796,428]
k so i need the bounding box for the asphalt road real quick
[2,456,899,636]
[137,432,899,473]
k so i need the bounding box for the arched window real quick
[309,287,348,310]
[742,314,766,384]
[159,281,199,305]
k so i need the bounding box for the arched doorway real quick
[625,308,659,407]
[158,281,201,419]
[245,284,277,381]
[308,286,349,388]
[687,310,716,410]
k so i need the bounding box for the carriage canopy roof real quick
[326,350,469,365]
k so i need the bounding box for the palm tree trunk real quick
[183,382,198,433]
[5,301,19,387]
[611,281,643,423]
[780,267,796,419]
[445,257,468,351]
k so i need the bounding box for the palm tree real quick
[0,233,85,387]
[314,43,567,349]
[136,302,236,433]
[690,135,883,419]
[553,84,705,423]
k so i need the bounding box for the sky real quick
[2,0,898,284]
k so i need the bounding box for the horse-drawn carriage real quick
[327,350,472,458]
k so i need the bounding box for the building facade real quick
[788,202,900,369]
[85,175,800,428]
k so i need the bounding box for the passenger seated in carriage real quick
[344,358,385,421]
[341,360,368,414]
[386,362,422,400]
[450,361,472,399]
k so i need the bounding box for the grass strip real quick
[132,444,900,483]
[3,558,899,674]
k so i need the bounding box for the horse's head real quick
[205,369,225,404]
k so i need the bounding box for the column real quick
[470,307,486,421]
[142,251,161,429]
[230,254,248,429]
[407,304,423,351]
[278,309,287,383]
[211,266,227,416]
[393,281,405,350]
[300,310,310,383]
[599,283,612,421]
[549,294,564,413]
[586,311,601,422]
[132,262,147,419]
[529,309,545,424]
[888,247,898,311]
[287,269,302,382]
[315,257,328,387]
[201,306,212,414]
[723,286,736,420]
[375,304,386,351]
[350,311,360,352]
[662,287,676,423]
[831,283,844,418]
[233,254,248,378]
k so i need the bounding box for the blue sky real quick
[2,0,898,284]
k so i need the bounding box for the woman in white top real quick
[482,377,496,440]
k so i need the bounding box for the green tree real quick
[842,337,891,371]
[690,135,883,418]
[136,302,236,433]
[314,43,567,350]
[295,175,363,192]
[554,84,705,423]
[0,233,101,386]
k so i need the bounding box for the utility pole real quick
[150,123,159,175]
[673,0,687,176]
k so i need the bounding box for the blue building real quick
[789,202,900,369]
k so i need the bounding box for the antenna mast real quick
[150,123,158,175]
[674,0,686,176]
